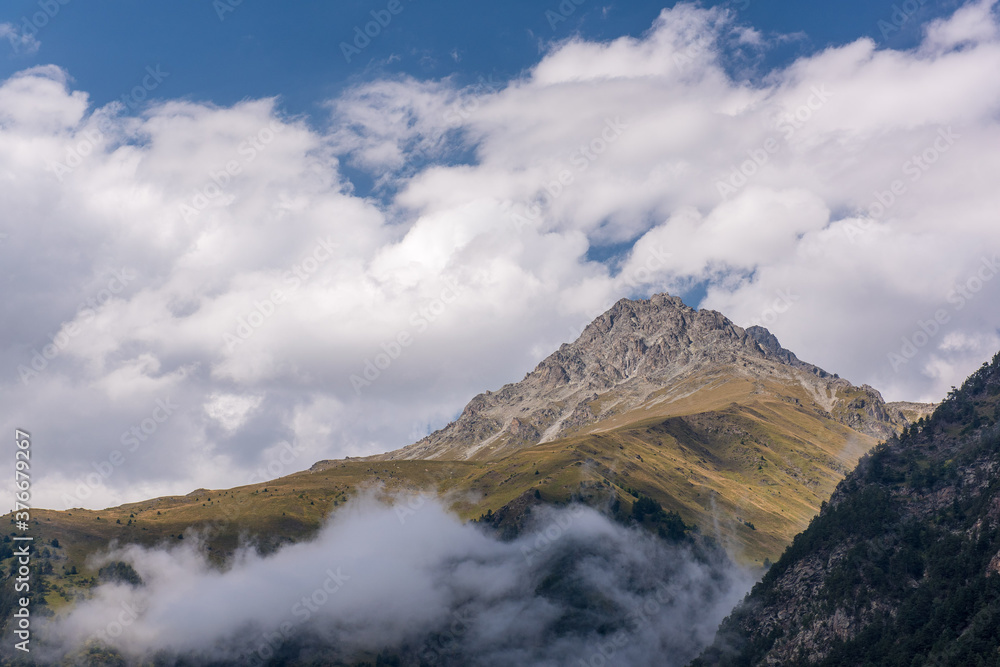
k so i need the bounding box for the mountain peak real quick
[383,293,899,461]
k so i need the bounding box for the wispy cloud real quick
[37,495,754,666]
[0,22,41,55]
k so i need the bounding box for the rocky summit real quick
[383,293,925,461]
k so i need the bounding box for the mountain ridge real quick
[0,292,940,645]
[379,293,923,462]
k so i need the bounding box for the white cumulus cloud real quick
[2,1,999,507]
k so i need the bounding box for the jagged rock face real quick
[383,293,908,461]
[695,353,1000,666]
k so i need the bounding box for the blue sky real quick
[2,0,999,509]
[0,0,956,122]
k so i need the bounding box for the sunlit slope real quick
[442,391,882,563]
[11,376,886,608]
[7,300,936,602]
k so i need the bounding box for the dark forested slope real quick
[695,351,1000,666]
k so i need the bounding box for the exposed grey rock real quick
[381,293,921,461]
